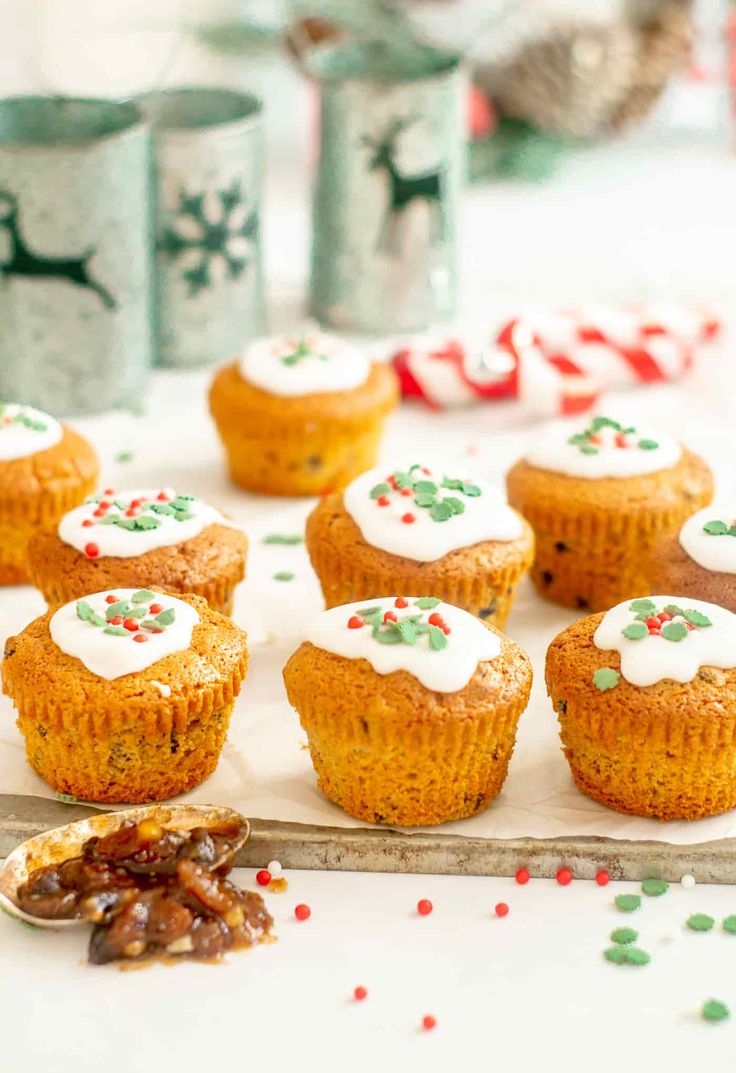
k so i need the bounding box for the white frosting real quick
[343,462,522,563]
[58,488,232,558]
[593,595,736,687]
[238,329,370,397]
[525,417,681,479]
[50,588,200,680]
[0,402,62,461]
[303,596,500,693]
[679,507,736,575]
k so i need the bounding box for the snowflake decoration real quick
[159,179,258,297]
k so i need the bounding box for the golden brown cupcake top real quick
[0,421,98,516]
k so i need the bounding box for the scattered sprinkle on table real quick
[686,913,715,932]
[417,899,433,916]
[611,927,638,945]
[294,904,311,921]
[556,867,573,886]
[722,915,736,934]
[604,946,650,966]
[114,450,134,464]
[680,874,696,889]
[702,999,729,1023]
[615,894,641,913]
[267,860,283,877]
[495,903,509,918]
[641,878,669,897]
[422,1015,437,1031]
[263,533,303,545]
[595,870,610,886]
[354,986,368,1002]
[515,868,530,885]
[256,869,271,887]
[273,571,295,582]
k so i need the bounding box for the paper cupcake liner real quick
[307,540,528,629]
[291,688,526,826]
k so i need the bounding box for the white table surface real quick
[3,130,736,1070]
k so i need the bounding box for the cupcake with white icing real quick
[2,588,248,803]
[209,328,399,497]
[26,487,248,615]
[0,402,98,584]
[647,506,736,612]
[546,595,736,820]
[506,415,713,612]
[306,461,534,628]
[283,596,533,826]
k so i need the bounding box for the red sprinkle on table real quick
[556,867,573,886]
[495,902,509,917]
[354,986,368,1002]
[395,597,409,608]
[133,634,148,643]
[377,496,390,507]
[515,868,530,885]
[595,870,610,886]
[84,543,99,558]
[294,904,311,921]
[401,513,416,525]
[149,603,163,614]
[256,870,271,887]
[422,1015,437,1031]
[417,899,433,916]
[348,616,363,630]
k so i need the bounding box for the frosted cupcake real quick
[2,588,247,803]
[209,328,398,496]
[306,461,534,627]
[0,402,98,584]
[283,596,533,825]
[647,506,736,612]
[26,487,248,614]
[506,415,713,611]
[546,595,736,820]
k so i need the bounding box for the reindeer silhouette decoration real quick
[361,117,447,252]
[0,190,116,310]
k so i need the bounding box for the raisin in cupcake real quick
[0,402,98,584]
[647,506,736,612]
[283,596,532,826]
[26,487,248,615]
[506,415,713,612]
[2,588,247,803]
[306,461,534,628]
[546,595,736,820]
[209,328,398,496]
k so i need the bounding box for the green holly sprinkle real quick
[593,668,620,691]
[615,894,641,912]
[637,439,659,450]
[703,519,729,535]
[722,915,736,934]
[683,609,712,627]
[604,946,650,966]
[273,571,295,582]
[687,914,715,932]
[76,600,95,622]
[370,483,391,499]
[428,625,448,651]
[373,469,483,521]
[105,601,129,621]
[104,626,129,637]
[604,946,629,965]
[131,589,154,604]
[622,622,648,640]
[415,597,441,610]
[662,621,688,642]
[155,609,176,626]
[263,533,303,545]
[430,501,454,522]
[115,450,134,464]
[630,599,656,614]
[702,1000,730,1023]
[611,927,638,945]
[641,878,669,897]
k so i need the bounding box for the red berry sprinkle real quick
[294,904,311,921]
[84,543,99,558]
[157,491,169,501]
[354,986,368,1002]
[401,487,413,497]
[109,617,123,626]
[348,616,364,630]
[105,594,118,604]
[82,519,94,528]
[556,867,573,886]
[125,508,138,518]
[103,488,115,496]
[401,513,416,525]
[588,434,602,445]
[93,508,106,518]
[377,495,390,507]
[645,616,660,629]
[417,899,433,916]
[495,902,509,917]
[595,870,610,886]
[515,868,530,885]
[395,597,409,608]
[383,611,397,624]
[422,1015,437,1032]
[428,613,443,627]
[133,634,148,643]
[123,618,139,632]
[256,869,271,887]
[658,612,672,623]
[149,603,163,614]
[614,432,629,448]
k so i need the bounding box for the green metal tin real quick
[309,50,465,335]
[0,96,152,416]
[138,88,265,369]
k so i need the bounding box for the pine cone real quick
[611,2,694,129]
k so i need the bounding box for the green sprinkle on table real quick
[702,999,729,1023]
[115,450,134,464]
[722,915,736,934]
[615,894,641,913]
[641,878,669,897]
[604,945,650,966]
[263,533,303,545]
[273,571,295,582]
[687,913,715,932]
[611,927,638,945]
